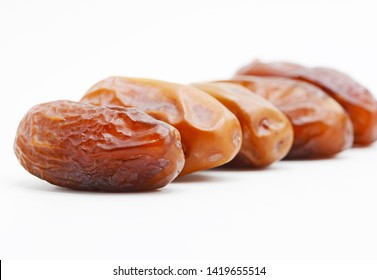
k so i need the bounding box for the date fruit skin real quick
[227,76,354,158]
[237,60,377,145]
[192,82,293,167]
[81,77,242,176]
[14,100,185,192]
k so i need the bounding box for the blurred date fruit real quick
[237,60,377,145]
[192,82,293,167]
[14,100,185,191]
[81,77,242,176]
[226,76,354,158]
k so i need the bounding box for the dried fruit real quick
[227,76,354,158]
[237,60,377,145]
[81,77,242,175]
[192,82,293,167]
[14,100,184,191]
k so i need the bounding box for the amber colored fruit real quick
[237,60,377,145]
[226,76,354,158]
[81,77,242,176]
[192,82,293,167]
[14,100,185,191]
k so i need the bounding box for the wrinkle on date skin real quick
[224,76,354,158]
[81,77,242,176]
[237,60,377,145]
[14,100,185,192]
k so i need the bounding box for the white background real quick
[1,0,377,261]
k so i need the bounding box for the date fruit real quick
[192,82,293,167]
[81,77,242,176]
[14,100,185,191]
[237,60,377,145]
[227,76,354,158]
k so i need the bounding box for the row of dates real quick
[14,60,377,191]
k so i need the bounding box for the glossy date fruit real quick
[192,82,293,167]
[14,100,185,191]
[81,77,242,176]
[227,76,354,158]
[237,60,377,145]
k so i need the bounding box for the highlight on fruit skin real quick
[225,76,354,159]
[192,82,293,167]
[81,77,242,176]
[237,60,377,145]
[14,100,185,192]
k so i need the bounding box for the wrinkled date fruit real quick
[81,77,242,176]
[237,60,377,145]
[192,82,293,167]
[14,100,185,192]
[227,76,354,158]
